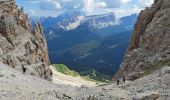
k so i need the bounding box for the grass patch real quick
[82,75,99,83]
[52,64,106,84]
[80,69,111,83]
[143,59,170,76]
[52,64,79,77]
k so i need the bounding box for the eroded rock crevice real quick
[114,0,170,80]
[0,0,52,81]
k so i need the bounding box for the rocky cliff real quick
[114,0,170,80]
[0,0,52,81]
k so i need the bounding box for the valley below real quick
[33,12,137,81]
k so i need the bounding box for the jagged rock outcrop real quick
[114,0,170,80]
[0,0,52,81]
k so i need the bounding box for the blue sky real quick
[16,0,153,18]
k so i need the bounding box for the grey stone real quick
[0,0,52,81]
[114,0,170,80]
[129,72,144,81]
[133,92,160,100]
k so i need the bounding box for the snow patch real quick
[59,15,85,31]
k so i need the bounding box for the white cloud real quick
[24,0,121,15]
[84,0,95,12]
[39,0,62,11]
[96,0,121,8]
[28,1,40,4]
[20,0,154,17]
[114,7,138,18]
[28,9,36,16]
[84,0,121,15]
[96,2,107,8]
[114,0,153,18]
[30,9,36,14]
[53,2,61,9]
[74,4,81,9]
[139,0,154,7]
[121,0,131,3]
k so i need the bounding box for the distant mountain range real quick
[30,12,137,80]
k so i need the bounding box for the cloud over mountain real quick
[17,0,153,17]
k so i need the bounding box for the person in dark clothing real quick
[123,75,126,83]
[22,65,27,74]
[117,80,120,85]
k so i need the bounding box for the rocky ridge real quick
[0,0,52,80]
[114,0,170,80]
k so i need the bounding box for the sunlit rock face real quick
[57,12,117,31]
[59,15,85,31]
[114,0,170,80]
[84,12,117,29]
[0,0,52,81]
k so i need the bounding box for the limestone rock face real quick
[114,0,170,79]
[0,0,52,81]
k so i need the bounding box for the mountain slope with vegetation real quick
[52,64,79,77]
[32,13,137,80]
[50,64,98,87]
[51,64,109,83]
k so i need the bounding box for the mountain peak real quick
[83,12,117,30]
[114,0,170,80]
[0,0,52,81]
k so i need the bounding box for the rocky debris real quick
[0,73,4,77]
[126,66,170,100]
[0,48,3,56]
[0,63,118,100]
[0,62,170,99]
[105,66,170,100]
[0,0,52,80]
[128,72,144,81]
[114,0,170,80]
[159,66,170,75]
[132,92,160,100]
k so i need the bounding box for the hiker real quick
[117,80,120,85]
[123,75,125,83]
[50,70,53,76]
[22,65,27,74]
